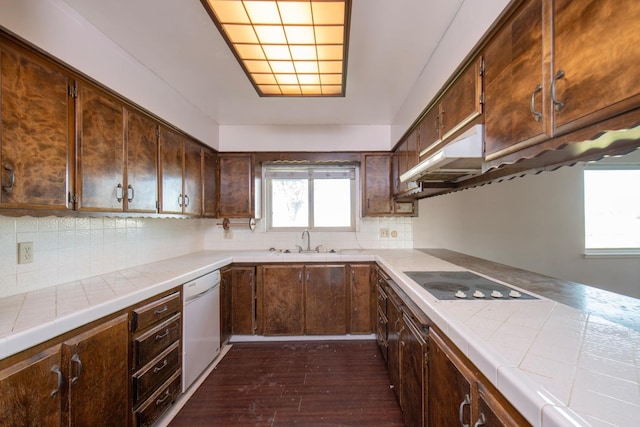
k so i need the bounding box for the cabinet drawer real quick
[376,284,387,316]
[133,314,181,368]
[132,341,180,405]
[134,370,181,427]
[132,292,181,333]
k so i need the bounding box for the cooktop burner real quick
[404,271,538,300]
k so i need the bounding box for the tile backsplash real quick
[0,215,413,298]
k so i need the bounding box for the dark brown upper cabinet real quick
[484,0,640,164]
[158,125,202,216]
[362,153,392,216]
[393,130,419,197]
[202,148,218,217]
[76,84,158,213]
[217,153,258,219]
[0,40,73,211]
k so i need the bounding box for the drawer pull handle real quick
[156,389,171,406]
[70,354,82,385]
[154,306,168,315]
[153,359,168,373]
[127,184,135,202]
[551,69,565,112]
[459,394,471,427]
[473,413,486,427]
[529,84,543,122]
[115,183,123,203]
[155,329,170,340]
[50,365,63,397]
[2,163,15,193]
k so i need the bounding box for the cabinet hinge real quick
[68,84,78,98]
[155,126,160,137]
[479,91,485,105]
[68,192,77,205]
[156,200,160,210]
[479,58,485,76]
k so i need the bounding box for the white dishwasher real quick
[182,270,221,392]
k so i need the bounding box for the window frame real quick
[583,162,640,257]
[264,164,358,232]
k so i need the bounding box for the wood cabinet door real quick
[158,126,184,214]
[220,268,233,345]
[552,0,640,133]
[399,314,428,427]
[438,56,483,141]
[0,44,72,210]
[217,154,253,218]
[305,265,347,335]
[76,83,125,212]
[231,267,256,335]
[393,140,408,195]
[261,265,304,335]
[429,329,476,427]
[475,381,531,427]
[62,314,128,427]
[183,140,202,216]
[418,106,440,156]
[125,109,157,213]
[0,345,62,426]
[362,154,392,216]
[202,148,217,217]
[349,264,373,334]
[386,293,402,402]
[484,0,550,161]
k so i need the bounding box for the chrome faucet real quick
[301,230,311,252]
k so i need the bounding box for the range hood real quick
[400,124,484,183]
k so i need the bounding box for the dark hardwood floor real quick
[170,340,404,426]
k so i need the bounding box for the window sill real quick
[584,249,640,258]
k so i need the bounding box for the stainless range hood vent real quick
[400,124,484,183]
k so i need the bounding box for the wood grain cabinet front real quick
[259,264,305,336]
[0,39,73,211]
[484,0,640,165]
[362,153,393,216]
[217,153,256,218]
[348,264,374,334]
[0,314,129,427]
[130,290,182,427]
[158,125,202,216]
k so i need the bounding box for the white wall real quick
[0,0,219,148]
[413,163,640,298]
[219,125,390,152]
[391,0,511,143]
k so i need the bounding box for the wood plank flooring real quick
[169,340,404,426]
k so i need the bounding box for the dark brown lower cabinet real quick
[399,312,428,427]
[220,267,233,345]
[429,329,530,427]
[259,264,305,335]
[0,314,129,427]
[387,291,402,402]
[0,345,62,426]
[230,266,256,335]
[304,265,347,335]
[349,264,374,334]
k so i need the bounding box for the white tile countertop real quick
[0,249,638,426]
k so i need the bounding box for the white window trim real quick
[263,164,359,232]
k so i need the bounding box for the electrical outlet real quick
[18,242,34,264]
[380,228,389,238]
[390,230,398,238]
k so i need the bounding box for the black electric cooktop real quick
[404,271,538,301]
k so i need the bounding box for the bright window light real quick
[584,166,640,251]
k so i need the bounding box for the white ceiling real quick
[59,0,465,127]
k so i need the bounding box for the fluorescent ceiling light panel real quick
[202,0,351,97]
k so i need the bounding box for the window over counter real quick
[584,163,640,256]
[265,164,357,231]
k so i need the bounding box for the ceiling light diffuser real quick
[201,0,351,97]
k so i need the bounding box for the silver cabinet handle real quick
[551,69,565,112]
[298,271,303,283]
[1,163,15,193]
[153,359,168,373]
[306,271,310,282]
[530,84,543,122]
[50,364,63,397]
[127,184,134,202]
[473,413,486,427]
[459,394,471,427]
[155,329,170,340]
[178,194,183,207]
[70,353,82,385]
[115,183,123,202]
[184,194,189,207]
[154,305,168,315]
[155,389,171,406]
